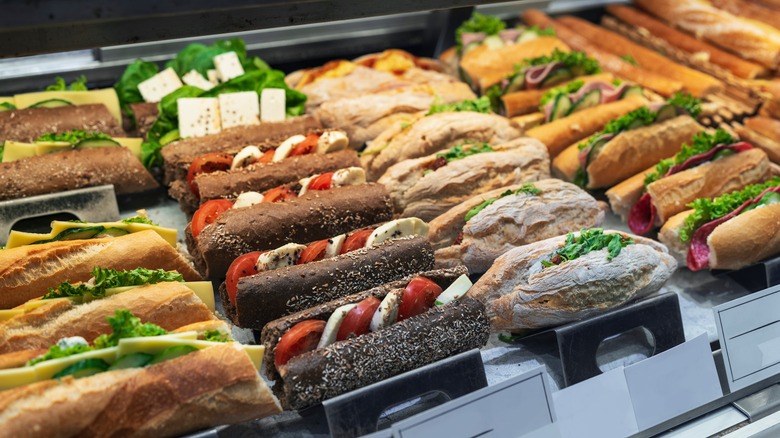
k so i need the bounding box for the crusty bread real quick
[526,94,648,158]
[0,231,201,309]
[635,0,780,69]
[469,230,676,331]
[734,123,780,164]
[558,15,723,97]
[0,282,216,354]
[378,137,549,221]
[605,166,657,220]
[745,117,780,143]
[0,104,123,144]
[0,349,46,370]
[710,0,780,34]
[708,203,780,270]
[0,343,281,438]
[362,112,522,181]
[648,148,770,224]
[657,210,693,264]
[430,179,605,274]
[502,73,614,118]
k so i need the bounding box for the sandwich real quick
[733,116,780,164]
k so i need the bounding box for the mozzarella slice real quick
[370,289,402,332]
[325,234,346,258]
[317,303,357,348]
[317,130,349,154]
[273,135,306,162]
[331,167,366,188]
[232,191,264,209]
[255,243,306,271]
[435,275,472,306]
[231,145,262,170]
[298,175,316,196]
[366,217,430,247]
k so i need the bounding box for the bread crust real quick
[657,210,692,264]
[708,203,780,270]
[710,0,780,35]
[0,104,124,144]
[605,166,656,220]
[648,148,770,223]
[0,231,201,309]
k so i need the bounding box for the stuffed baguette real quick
[501,72,614,117]
[470,228,676,331]
[553,95,704,189]
[261,267,489,409]
[378,138,549,221]
[0,104,123,144]
[0,231,201,309]
[659,178,780,270]
[429,179,605,274]
[733,117,780,164]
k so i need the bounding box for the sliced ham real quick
[525,62,562,90]
[499,29,521,43]
[460,32,487,48]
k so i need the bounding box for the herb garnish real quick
[437,143,494,162]
[427,96,492,116]
[522,49,601,74]
[121,216,158,226]
[27,344,93,366]
[42,267,184,300]
[455,13,506,52]
[46,75,88,91]
[36,130,113,145]
[541,228,633,268]
[644,129,735,186]
[465,183,541,222]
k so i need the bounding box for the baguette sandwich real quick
[733,117,780,164]
[260,267,489,409]
[659,178,780,270]
[470,228,677,331]
[429,179,605,274]
[0,104,123,144]
[501,72,616,118]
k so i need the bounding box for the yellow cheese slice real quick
[2,137,141,163]
[13,88,122,123]
[115,137,143,159]
[184,282,216,311]
[33,347,118,382]
[5,220,177,249]
[0,367,36,391]
[0,96,15,107]
[1,141,38,162]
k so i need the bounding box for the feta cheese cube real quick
[219,91,260,129]
[137,67,183,103]
[213,52,245,82]
[182,70,215,91]
[261,88,286,122]
[178,98,222,138]
[207,69,219,84]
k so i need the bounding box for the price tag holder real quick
[714,285,780,391]
[391,366,555,438]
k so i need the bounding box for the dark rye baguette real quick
[161,115,320,184]
[188,183,394,278]
[0,104,124,144]
[277,294,488,410]
[261,266,467,380]
[0,147,158,201]
[169,150,361,216]
[221,235,435,329]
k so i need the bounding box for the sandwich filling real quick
[540,80,643,122]
[42,267,184,302]
[455,12,554,55]
[424,142,494,174]
[541,228,633,268]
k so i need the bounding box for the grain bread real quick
[0,104,124,144]
[0,343,281,438]
[429,179,606,274]
[0,231,201,309]
[635,0,780,69]
[0,282,216,354]
[222,235,435,329]
[128,102,159,137]
[378,137,549,221]
[469,230,676,331]
[525,94,648,158]
[0,147,158,201]
[189,183,394,279]
[501,73,614,117]
[605,166,656,220]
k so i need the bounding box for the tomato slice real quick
[257,149,275,164]
[191,199,234,239]
[340,229,374,254]
[336,296,381,341]
[225,252,262,306]
[298,240,329,265]
[187,153,234,197]
[307,172,334,192]
[397,277,443,321]
[262,186,298,203]
[289,133,320,156]
[275,320,326,368]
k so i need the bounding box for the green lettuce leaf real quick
[645,129,735,186]
[93,310,168,349]
[45,75,88,92]
[36,129,113,145]
[114,60,159,114]
[455,13,506,52]
[42,267,184,301]
[541,228,633,268]
[427,96,491,116]
[465,183,541,222]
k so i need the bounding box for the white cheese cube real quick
[219,91,260,129]
[207,69,219,84]
[213,52,245,82]
[182,70,215,91]
[261,88,286,122]
[178,98,222,138]
[137,67,183,103]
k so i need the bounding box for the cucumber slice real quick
[95,227,130,238]
[463,41,481,54]
[109,353,153,370]
[516,31,540,44]
[74,138,120,149]
[29,98,73,108]
[54,358,110,379]
[626,118,648,130]
[483,35,504,49]
[505,74,526,94]
[586,137,611,168]
[654,104,678,123]
[570,90,602,114]
[620,86,644,99]
[30,226,106,245]
[148,345,198,366]
[549,94,573,121]
[541,68,573,87]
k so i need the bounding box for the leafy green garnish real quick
[527,25,556,37]
[93,310,168,349]
[121,216,157,226]
[667,92,702,119]
[485,84,506,113]
[0,102,16,110]
[36,130,113,145]
[523,49,601,75]
[27,344,94,366]
[680,177,780,242]
[42,267,184,301]
[203,330,230,343]
[541,228,633,268]
[455,12,506,52]
[437,143,494,163]
[620,54,639,66]
[427,96,491,116]
[45,75,88,91]
[539,79,585,107]
[166,38,264,77]
[465,183,541,222]
[645,129,735,186]
[114,59,159,116]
